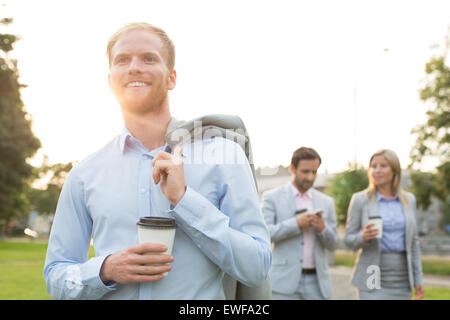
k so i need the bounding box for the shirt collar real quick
[376,191,398,201]
[119,126,170,154]
[119,117,180,154]
[119,126,132,154]
[291,182,312,199]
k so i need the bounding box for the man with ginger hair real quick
[44,22,271,299]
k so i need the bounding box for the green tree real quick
[407,171,437,211]
[26,158,73,217]
[325,163,368,225]
[409,28,450,227]
[0,17,41,235]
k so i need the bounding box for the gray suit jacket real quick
[262,184,338,298]
[344,190,423,290]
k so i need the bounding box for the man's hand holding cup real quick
[100,243,174,285]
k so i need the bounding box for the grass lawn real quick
[0,241,50,300]
[0,240,94,300]
[423,288,450,300]
[1,240,449,300]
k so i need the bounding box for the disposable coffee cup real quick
[137,217,177,275]
[368,216,382,239]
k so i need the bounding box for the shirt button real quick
[140,188,146,194]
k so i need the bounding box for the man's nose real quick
[128,57,142,74]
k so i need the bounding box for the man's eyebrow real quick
[113,53,129,60]
[114,51,159,58]
[140,51,160,58]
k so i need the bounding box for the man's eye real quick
[144,57,154,63]
[115,57,128,64]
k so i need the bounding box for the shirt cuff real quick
[80,254,117,294]
[167,186,230,233]
[167,186,204,223]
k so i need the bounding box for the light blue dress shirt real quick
[43,127,272,300]
[377,192,406,253]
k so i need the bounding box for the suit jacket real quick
[262,183,339,298]
[344,190,423,290]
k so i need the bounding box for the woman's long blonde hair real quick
[366,149,409,209]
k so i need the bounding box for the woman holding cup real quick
[344,149,424,300]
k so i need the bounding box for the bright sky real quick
[2,0,449,173]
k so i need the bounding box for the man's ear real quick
[289,164,295,175]
[168,70,177,90]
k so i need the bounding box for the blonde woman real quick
[344,149,424,300]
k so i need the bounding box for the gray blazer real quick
[344,190,423,290]
[262,184,338,298]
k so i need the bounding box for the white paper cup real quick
[369,216,382,239]
[137,217,177,275]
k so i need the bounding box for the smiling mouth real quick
[126,81,150,87]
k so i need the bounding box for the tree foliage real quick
[26,158,73,216]
[325,163,369,225]
[407,171,436,210]
[410,51,450,166]
[409,29,450,225]
[0,17,41,234]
